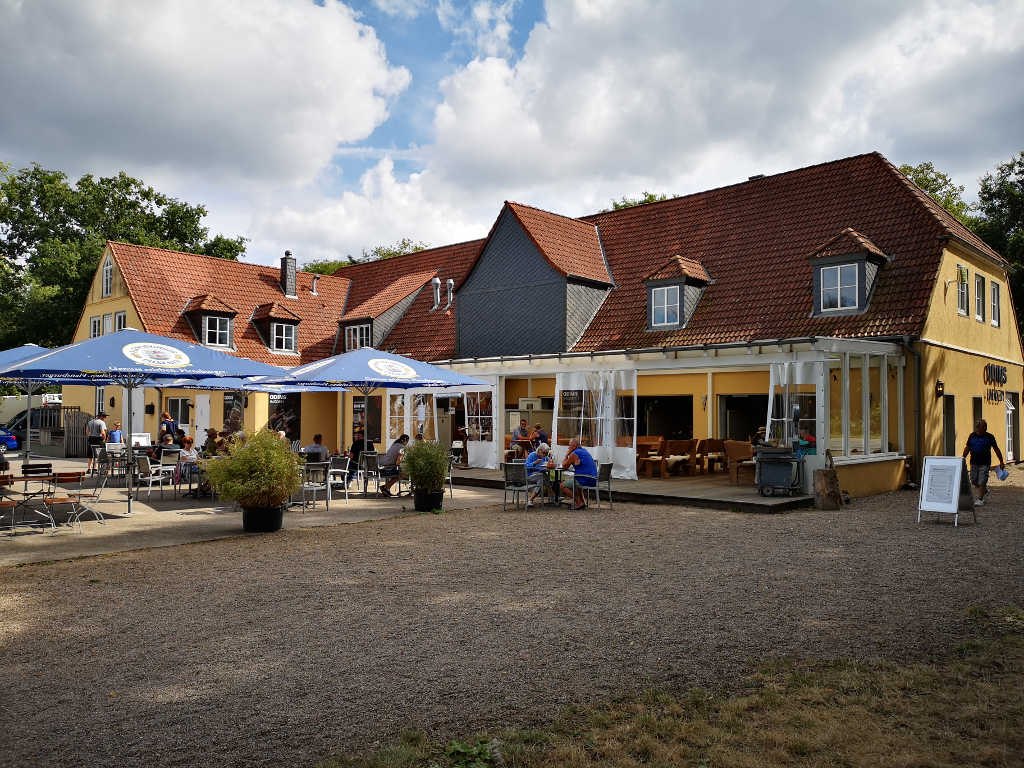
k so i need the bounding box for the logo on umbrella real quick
[121,343,191,369]
[368,358,417,379]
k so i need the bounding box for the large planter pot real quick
[242,504,285,533]
[413,489,444,513]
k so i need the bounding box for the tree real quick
[600,191,672,212]
[361,237,429,261]
[898,161,976,226]
[974,151,1024,327]
[0,163,246,347]
[302,258,349,275]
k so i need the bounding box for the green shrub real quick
[203,429,302,508]
[402,440,449,494]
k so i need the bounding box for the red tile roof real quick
[183,294,238,314]
[809,227,888,262]
[339,269,438,322]
[505,202,612,284]
[108,242,351,365]
[331,240,484,360]
[251,302,301,322]
[644,254,711,283]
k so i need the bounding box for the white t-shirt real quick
[86,418,107,438]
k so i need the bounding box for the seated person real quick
[512,419,531,443]
[302,433,330,463]
[347,430,366,486]
[797,427,817,456]
[560,437,597,510]
[525,443,554,506]
[751,425,770,448]
[201,428,220,457]
[378,434,409,497]
[174,427,187,447]
[531,423,548,448]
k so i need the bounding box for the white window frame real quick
[820,264,858,312]
[651,285,680,327]
[101,254,113,297]
[991,282,1001,327]
[203,315,231,347]
[94,386,105,417]
[166,397,191,429]
[345,323,371,351]
[270,321,297,352]
[89,316,101,338]
[102,313,112,335]
[956,264,969,316]
[114,311,127,331]
[975,274,986,322]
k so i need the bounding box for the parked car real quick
[0,426,17,453]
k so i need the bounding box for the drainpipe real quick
[902,335,923,482]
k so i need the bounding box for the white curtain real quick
[453,374,498,469]
[554,369,637,479]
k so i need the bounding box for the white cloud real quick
[437,0,518,58]
[0,0,410,185]
[370,0,428,19]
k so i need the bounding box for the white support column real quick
[841,353,850,456]
[706,371,714,438]
[862,354,871,455]
[897,360,906,453]
[880,355,889,454]
[815,361,827,450]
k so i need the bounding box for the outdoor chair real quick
[136,454,174,501]
[327,455,351,504]
[44,471,98,533]
[724,440,756,485]
[661,439,697,476]
[301,461,330,510]
[158,448,181,499]
[444,455,456,498]
[502,461,529,511]
[703,439,726,473]
[360,452,382,495]
[290,439,302,452]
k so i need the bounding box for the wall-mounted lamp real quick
[701,395,708,411]
[109,396,115,407]
[935,380,945,398]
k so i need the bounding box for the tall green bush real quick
[204,429,302,508]
[403,440,449,494]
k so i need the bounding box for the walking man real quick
[962,419,1005,507]
[85,410,108,473]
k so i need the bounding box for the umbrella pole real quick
[24,384,33,459]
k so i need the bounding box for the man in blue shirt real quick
[561,437,598,510]
[962,419,1005,507]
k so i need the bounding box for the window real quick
[651,285,679,327]
[821,264,858,311]
[89,316,101,338]
[271,322,297,352]
[101,254,113,297]
[345,323,371,351]
[991,282,1001,327]
[975,274,986,322]
[203,315,231,347]
[94,386,105,417]
[102,313,112,335]
[167,397,191,428]
[464,391,493,442]
[956,264,969,315]
[114,311,127,331]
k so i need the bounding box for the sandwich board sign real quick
[918,456,975,526]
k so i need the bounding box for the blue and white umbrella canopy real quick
[0,344,50,455]
[268,347,487,391]
[145,376,339,394]
[0,343,48,370]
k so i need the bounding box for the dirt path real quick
[3,481,1022,767]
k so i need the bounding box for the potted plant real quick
[403,440,450,512]
[203,429,302,532]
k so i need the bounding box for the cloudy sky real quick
[1,0,1022,266]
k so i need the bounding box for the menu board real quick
[919,456,968,514]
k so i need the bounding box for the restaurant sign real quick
[983,363,1007,403]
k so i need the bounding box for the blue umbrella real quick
[263,347,487,454]
[0,329,289,515]
[0,344,49,456]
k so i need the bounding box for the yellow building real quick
[64,153,1023,497]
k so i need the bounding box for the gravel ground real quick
[2,474,1023,768]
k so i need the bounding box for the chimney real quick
[281,250,297,298]
[748,174,765,181]
[311,274,320,295]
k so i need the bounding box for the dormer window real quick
[820,264,858,311]
[204,315,232,347]
[271,321,297,352]
[345,323,371,351]
[101,254,113,297]
[652,285,680,326]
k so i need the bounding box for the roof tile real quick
[505,202,612,284]
[339,269,438,321]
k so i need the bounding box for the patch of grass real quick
[317,605,1024,768]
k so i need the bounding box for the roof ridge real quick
[330,238,486,274]
[107,240,350,279]
[506,200,598,229]
[578,151,885,221]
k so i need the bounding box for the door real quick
[972,397,983,429]
[942,395,956,456]
[121,387,145,437]
[195,395,211,441]
[1006,392,1019,463]
[435,398,452,448]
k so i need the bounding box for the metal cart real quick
[755,445,804,496]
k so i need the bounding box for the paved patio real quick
[0,456,505,567]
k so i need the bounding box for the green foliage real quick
[898,161,976,226]
[0,162,247,348]
[361,237,429,262]
[975,151,1024,269]
[402,440,449,494]
[302,258,350,275]
[202,429,302,509]
[600,191,672,212]
[440,739,496,767]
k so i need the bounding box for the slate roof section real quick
[644,254,711,283]
[505,201,612,285]
[809,227,889,262]
[182,295,237,315]
[107,242,351,364]
[338,269,438,322]
[330,239,484,360]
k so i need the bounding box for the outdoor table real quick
[1,474,56,534]
[537,466,574,506]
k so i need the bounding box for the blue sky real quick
[1,1,1022,265]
